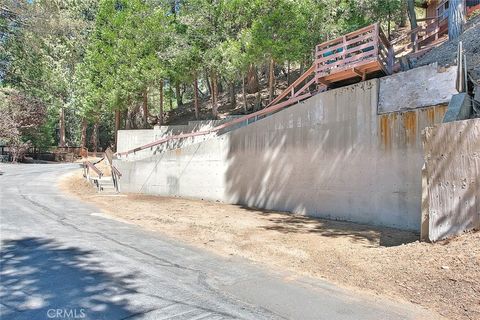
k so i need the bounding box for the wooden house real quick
[424,0,480,20]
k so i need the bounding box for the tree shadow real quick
[0,237,140,320]
[238,205,418,247]
[223,82,446,246]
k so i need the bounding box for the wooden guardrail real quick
[392,17,447,57]
[315,23,394,78]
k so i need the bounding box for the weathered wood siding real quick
[423,118,480,241]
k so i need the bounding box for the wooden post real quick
[413,30,418,52]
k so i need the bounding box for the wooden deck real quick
[314,23,394,86]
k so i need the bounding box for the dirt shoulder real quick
[60,170,479,320]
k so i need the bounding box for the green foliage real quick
[2,0,408,148]
[0,88,48,160]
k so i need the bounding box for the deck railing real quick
[315,23,393,79]
[392,17,447,56]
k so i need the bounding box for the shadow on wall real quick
[224,84,384,229]
[223,82,447,233]
[424,119,480,241]
[119,119,247,160]
[0,237,139,319]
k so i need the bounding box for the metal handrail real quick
[111,165,122,177]
[116,66,319,158]
[84,161,103,177]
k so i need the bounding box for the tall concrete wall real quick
[117,119,248,161]
[115,78,447,231]
[422,118,480,241]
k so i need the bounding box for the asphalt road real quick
[0,164,439,320]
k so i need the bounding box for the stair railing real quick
[116,65,321,158]
[392,16,446,57]
[83,160,103,184]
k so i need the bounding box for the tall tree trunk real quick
[399,0,407,28]
[387,10,391,39]
[448,0,465,40]
[142,89,148,128]
[205,71,212,96]
[92,120,99,153]
[125,108,131,129]
[407,0,418,51]
[246,64,259,93]
[286,61,291,85]
[299,61,305,78]
[255,67,261,110]
[407,0,417,29]
[230,81,236,108]
[59,107,66,147]
[158,80,164,125]
[217,77,223,94]
[114,110,120,151]
[211,72,218,118]
[80,118,87,150]
[194,76,199,120]
[169,83,173,111]
[242,75,248,114]
[175,81,183,107]
[268,58,275,102]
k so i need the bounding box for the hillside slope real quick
[416,16,480,82]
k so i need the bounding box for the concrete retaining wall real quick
[117,119,248,161]
[378,64,456,113]
[422,118,480,241]
[115,78,447,231]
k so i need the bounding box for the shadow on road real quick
[0,237,138,320]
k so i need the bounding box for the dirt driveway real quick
[61,170,480,320]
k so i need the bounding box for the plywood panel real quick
[423,118,480,241]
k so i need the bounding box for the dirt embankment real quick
[416,16,480,82]
[60,171,480,320]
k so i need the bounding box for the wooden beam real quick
[317,77,330,86]
[352,68,363,78]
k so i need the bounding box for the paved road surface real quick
[0,164,439,320]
